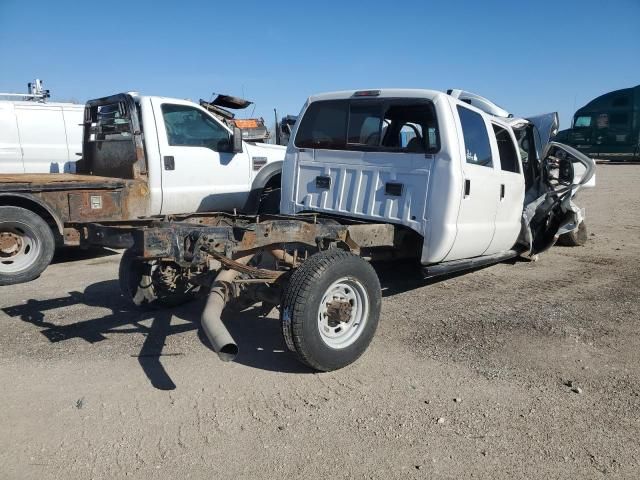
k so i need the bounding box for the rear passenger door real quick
[445,105,500,260]
[485,123,524,254]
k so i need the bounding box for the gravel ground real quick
[1,164,638,479]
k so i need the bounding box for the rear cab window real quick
[295,98,439,153]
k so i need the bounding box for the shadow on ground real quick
[2,257,524,390]
[1,280,311,391]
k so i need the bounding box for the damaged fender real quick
[519,140,596,255]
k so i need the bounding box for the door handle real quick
[464,179,471,197]
[164,156,175,170]
[500,184,505,199]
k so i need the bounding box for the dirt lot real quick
[1,164,638,479]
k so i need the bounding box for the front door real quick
[152,100,250,214]
[445,104,500,261]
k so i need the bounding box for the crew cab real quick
[0,93,284,285]
[280,88,596,266]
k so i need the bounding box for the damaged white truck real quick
[85,88,595,372]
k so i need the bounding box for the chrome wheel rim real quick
[317,277,369,349]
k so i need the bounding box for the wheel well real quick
[243,171,283,214]
[263,173,281,190]
[0,196,62,237]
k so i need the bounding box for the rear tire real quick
[119,249,196,308]
[0,206,55,285]
[557,221,588,247]
[281,250,381,371]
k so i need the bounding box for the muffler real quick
[201,255,252,362]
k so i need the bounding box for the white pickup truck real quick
[86,88,595,372]
[0,92,284,285]
[281,88,595,261]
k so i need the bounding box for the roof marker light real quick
[353,90,381,97]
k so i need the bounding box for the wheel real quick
[557,221,588,247]
[118,249,197,308]
[281,250,381,371]
[0,206,55,285]
[257,185,281,214]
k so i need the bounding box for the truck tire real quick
[281,250,381,371]
[119,249,197,308]
[0,206,55,285]
[557,221,588,247]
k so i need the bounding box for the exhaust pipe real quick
[201,255,253,362]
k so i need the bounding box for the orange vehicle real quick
[200,94,271,143]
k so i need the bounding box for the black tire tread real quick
[281,249,380,371]
[557,221,588,247]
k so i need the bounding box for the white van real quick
[0,100,84,174]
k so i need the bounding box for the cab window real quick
[610,113,629,127]
[381,103,439,153]
[294,98,439,153]
[574,116,592,128]
[347,103,382,146]
[457,106,492,167]
[294,100,348,149]
[492,124,520,174]
[161,104,231,151]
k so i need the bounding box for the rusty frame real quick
[85,213,396,270]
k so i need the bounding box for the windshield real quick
[574,115,592,128]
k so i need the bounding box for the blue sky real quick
[1,0,638,128]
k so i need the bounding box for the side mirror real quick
[232,126,243,153]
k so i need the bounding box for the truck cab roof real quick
[307,88,445,103]
[305,88,525,127]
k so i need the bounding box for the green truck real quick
[555,85,640,161]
